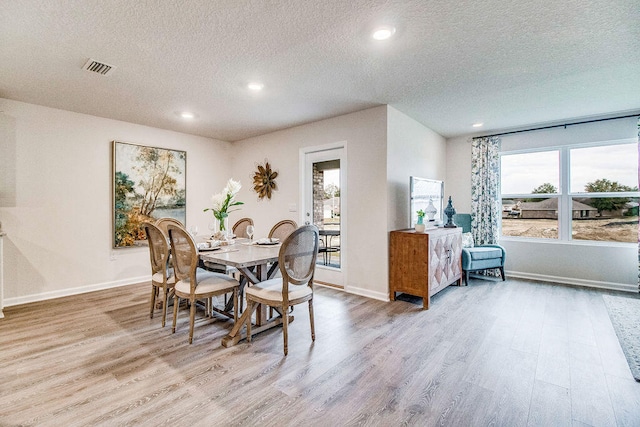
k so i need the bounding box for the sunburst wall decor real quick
[252,160,278,200]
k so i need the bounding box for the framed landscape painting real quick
[112,141,186,248]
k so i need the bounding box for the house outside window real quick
[500,139,639,244]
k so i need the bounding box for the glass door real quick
[302,145,346,287]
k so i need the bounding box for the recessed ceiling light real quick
[247,82,264,91]
[181,112,194,119]
[372,25,396,40]
[472,122,484,128]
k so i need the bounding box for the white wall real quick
[387,106,447,231]
[446,116,638,291]
[5,95,630,305]
[231,106,389,300]
[0,98,231,305]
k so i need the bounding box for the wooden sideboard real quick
[389,227,462,309]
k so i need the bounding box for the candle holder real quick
[443,196,457,228]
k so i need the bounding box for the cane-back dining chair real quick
[245,224,319,355]
[155,217,184,237]
[232,217,254,238]
[167,224,239,344]
[268,219,298,241]
[142,222,176,327]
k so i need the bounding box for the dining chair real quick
[268,219,298,241]
[232,217,254,238]
[155,217,184,237]
[167,224,240,344]
[245,224,319,355]
[142,222,176,327]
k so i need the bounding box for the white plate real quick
[255,238,279,245]
[199,246,221,251]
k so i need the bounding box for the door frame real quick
[299,141,347,287]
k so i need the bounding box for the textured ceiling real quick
[1,0,639,141]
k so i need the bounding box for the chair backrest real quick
[232,217,254,238]
[268,220,298,241]
[279,225,320,293]
[167,224,199,293]
[453,213,472,233]
[155,217,184,237]
[142,221,170,276]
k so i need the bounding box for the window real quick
[500,139,638,243]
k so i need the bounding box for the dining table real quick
[199,239,290,347]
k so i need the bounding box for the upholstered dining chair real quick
[453,213,506,286]
[155,217,184,237]
[166,224,240,344]
[142,222,176,327]
[245,224,319,355]
[232,217,254,238]
[268,219,298,241]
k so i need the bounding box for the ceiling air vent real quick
[82,58,116,76]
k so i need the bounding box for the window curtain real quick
[471,136,501,246]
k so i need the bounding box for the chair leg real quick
[161,287,169,327]
[188,299,196,344]
[499,267,506,281]
[172,295,179,333]
[150,285,157,318]
[246,301,254,342]
[464,271,469,286]
[308,299,315,342]
[282,305,289,356]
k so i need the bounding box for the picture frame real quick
[112,141,186,248]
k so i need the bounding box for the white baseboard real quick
[315,282,390,302]
[506,271,637,293]
[343,285,390,302]
[9,271,632,309]
[4,276,150,307]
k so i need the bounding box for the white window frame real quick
[500,138,638,246]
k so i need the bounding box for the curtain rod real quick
[471,113,639,140]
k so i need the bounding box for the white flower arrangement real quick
[204,179,243,231]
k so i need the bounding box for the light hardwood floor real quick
[1,278,639,426]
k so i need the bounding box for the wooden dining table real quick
[199,239,288,347]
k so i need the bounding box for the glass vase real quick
[216,217,230,239]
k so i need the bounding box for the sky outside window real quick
[501,151,559,194]
[570,144,637,192]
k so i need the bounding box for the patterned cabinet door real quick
[429,233,449,293]
[446,232,462,283]
[429,230,462,294]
